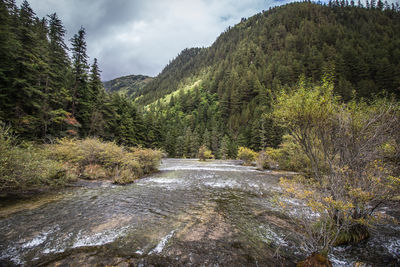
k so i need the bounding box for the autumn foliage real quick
[237,147,258,165]
[48,138,162,184]
[272,77,400,255]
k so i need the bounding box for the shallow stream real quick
[0,159,399,266]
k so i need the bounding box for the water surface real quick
[0,159,399,266]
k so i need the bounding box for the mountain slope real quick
[103,74,153,98]
[138,2,400,106]
[134,2,400,157]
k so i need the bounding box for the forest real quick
[134,1,400,158]
[0,0,156,146]
[1,0,400,154]
[1,0,400,187]
[1,0,400,265]
[0,0,163,193]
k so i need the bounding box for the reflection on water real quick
[0,159,399,266]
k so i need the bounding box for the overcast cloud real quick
[14,0,299,81]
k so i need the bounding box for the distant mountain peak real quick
[103,74,153,98]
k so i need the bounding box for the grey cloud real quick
[17,0,293,80]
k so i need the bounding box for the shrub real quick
[112,167,139,184]
[82,164,107,180]
[198,145,214,161]
[0,126,69,192]
[47,138,161,184]
[0,129,162,192]
[237,147,257,165]
[273,77,400,256]
[260,135,310,172]
[129,147,162,174]
[256,151,277,170]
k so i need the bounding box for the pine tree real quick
[0,0,19,120]
[35,17,52,138]
[46,12,71,137]
[210,123,220,157]
[220,135,230,159]
[88,58,107,136]
[14,0,43,137]
[191,130,201,158]
[70,26,90,135]
[202,128,211,149]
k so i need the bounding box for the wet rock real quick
[297,253,332,267]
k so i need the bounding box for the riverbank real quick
[0,133,162,196]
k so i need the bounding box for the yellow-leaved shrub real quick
[237,147,258,166]
[0,126,68,192]
[198,145,214,161]
[47,138,162,185]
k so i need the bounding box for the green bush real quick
[47,138,162,184]
[0,126,69,192]
[129,147,162,174]
[237,147,258,166]
[256,151,277,170]
[198,145,214,161]
[0,127,163,192]
[259,135,310,172]
[112,167,139,184]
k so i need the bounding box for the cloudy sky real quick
[16,0,300,81]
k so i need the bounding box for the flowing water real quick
[0,159,399,266]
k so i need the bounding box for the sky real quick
[16,0,298,81]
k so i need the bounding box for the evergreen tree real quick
[0,0,19,120]
[70,26,90,135]
[202,128,211,149]
[46,12,71,137]
[88,58,106,136]
[13,0,43,137]
[220,135,230,159]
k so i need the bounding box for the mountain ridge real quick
[135,2,400,108]
[103,74,153,98]
[127,2,400,157]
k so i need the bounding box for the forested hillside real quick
[0,0,152,146]
[1,0,400,157]
[136,1,400,158]
[103,74,153,98]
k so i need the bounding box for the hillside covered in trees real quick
[132,1,400,158]
[1,0,400,155]
[0,0,156,147]
[103,74,153,99]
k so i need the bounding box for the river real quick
[0,159,399,266]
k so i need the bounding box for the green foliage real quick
[198,145,214,161]
[133,2,400,155]
[129,146,162,174]
[237,147,258,165]
[0,125,69,192]
[103,74,153,98]
[0,0,152,146]
[47,138,162,185]
[262,135,310,172]
[274,78,400,254]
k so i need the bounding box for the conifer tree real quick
[0,0,19,120]
[14,0,43,136]
[220,135,230,159]
[45,12,71,137]
[88,58,106,136]
[70,26,90,135]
